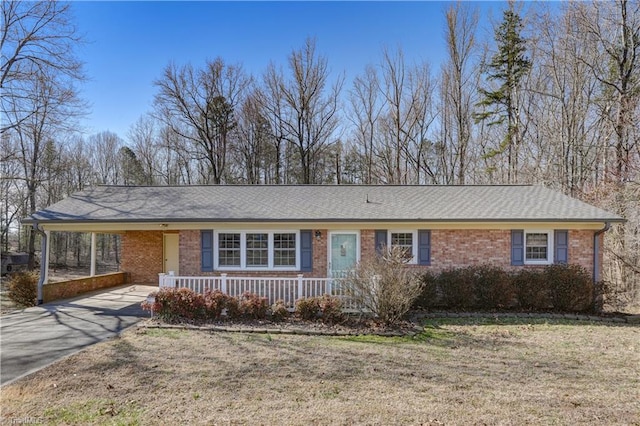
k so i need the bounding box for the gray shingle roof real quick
[23,185,623,224]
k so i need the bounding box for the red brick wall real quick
[180,230,200,274]
[311,229,328,278]
[43,272,128,303]
[570,230,596,278]
[360,230,376,264]
[125,227,598,281]
[121,231,164,283]
[431,229,512,272]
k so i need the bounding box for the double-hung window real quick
[214,231,299,270]
[524,230,554,264]
[274,233,296,267]
[218,233,241,267]
[389,231,417,263]
[246,233,268,267]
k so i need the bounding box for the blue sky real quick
[72,1,506,139]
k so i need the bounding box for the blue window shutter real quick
[555,230,568,264]
[201,230,213,272]
[511,230,524,266]
[418,230,431,265]
[300,230,313,272]
[375,230,388,255]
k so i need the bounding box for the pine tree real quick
[474,5,531,183]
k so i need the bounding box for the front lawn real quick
[2,318,638,425]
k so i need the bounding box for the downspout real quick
[593,222,611,283]
[33,222,47,305]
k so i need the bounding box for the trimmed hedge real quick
[414,264,596,313]
[142,288,344,323]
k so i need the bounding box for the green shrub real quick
[239,292,269,319]
[513,268,551,311]
[546,264,593,312]
[473,265,516,309]
[270,299,290,322]
[295,297,320,321]
[413,271,439,309]
[317,294,344,324]
[7,271,38,307]
[438,267,476,309]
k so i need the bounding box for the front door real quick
[163,233,179,274]
[329,232,358,278]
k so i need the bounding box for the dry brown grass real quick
[1,318,639,425]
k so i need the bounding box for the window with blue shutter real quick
[554,230,568,264]
[511,230,524,266]
[201,230,214,272]
[300,230,313,272]
[375,230,388,255]
[417,230,431,265]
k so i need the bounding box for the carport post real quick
[90,232,97,277]
[33,223,48,305]
[43,230,51,284]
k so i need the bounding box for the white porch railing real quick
[158,273,362,311]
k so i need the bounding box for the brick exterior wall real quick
[360,230,376,264]
[431,229,512,272]
[180,230,200,275]
[570,229,596,278]
[122,227,599,282]
[43,272,128,303]
[121,230,164,283]
[311,229,328,278]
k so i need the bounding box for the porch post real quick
[221,273,227,294]
[90,232,97,277]
[297,274,304,299]
[43,230,51,284]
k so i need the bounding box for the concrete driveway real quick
[0,284,156,386]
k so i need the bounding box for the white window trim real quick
[388,230,418,264]
[524,230,554,265]
[213,230,300,271]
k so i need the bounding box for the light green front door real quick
[329,233,358,278]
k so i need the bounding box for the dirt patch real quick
[2,318,638,425]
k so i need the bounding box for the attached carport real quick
[0,284,156,386]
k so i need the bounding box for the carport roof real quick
[22,184,623,224]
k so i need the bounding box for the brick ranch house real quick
[23,185,623,306]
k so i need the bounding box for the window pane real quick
[391,232,413,260]
[526,233,548,260]
[274,233,296,266]
[246,233,268,267]
[218,233,240,266]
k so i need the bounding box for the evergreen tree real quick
[474,5,531,183]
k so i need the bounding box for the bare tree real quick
[1,1,83,134]
[153,58,250,184]
[128,114,160,185]
[235,90,274,184]
[574,0,639,184]
[1,1,84,267]
[440,2,479,184]
[89,131,123,184]
[279,38,343,184]
[377,47,436,184]
[348,65,385,183]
